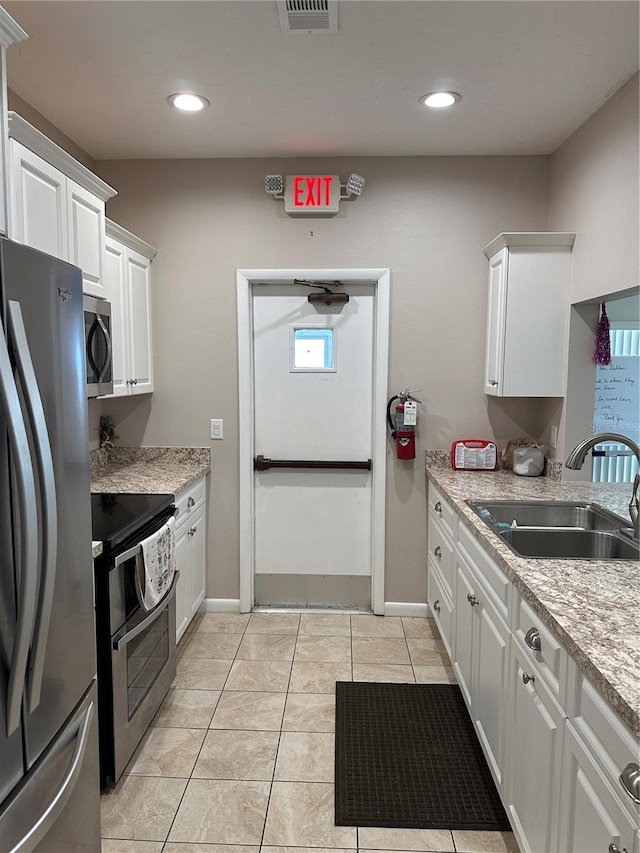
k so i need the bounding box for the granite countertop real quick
[425,464,640,737]
[90,446,211,496]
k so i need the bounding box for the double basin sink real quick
[466,500,639,560]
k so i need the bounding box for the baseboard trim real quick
[384,601,429,618]
[204,598,242,613]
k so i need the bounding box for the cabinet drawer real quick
[427,514,454,599]
[457,522,510,621]
[569,666,640,809]
[514,594,566,699]
[428,482,455,538]
[427,560,454,658]
[175,477,206,526]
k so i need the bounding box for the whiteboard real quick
[593,356,640,442]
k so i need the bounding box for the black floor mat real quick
[335,681,512,830]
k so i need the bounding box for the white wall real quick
[96,155,549,604]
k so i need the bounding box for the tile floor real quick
[100,611,520,853]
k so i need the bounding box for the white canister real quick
[512,446,545,477]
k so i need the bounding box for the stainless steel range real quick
[92,492,178,790]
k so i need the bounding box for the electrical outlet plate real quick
[550,425,558,449]
[210,419,223,440]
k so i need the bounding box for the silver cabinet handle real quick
[434,546,442,559]
[8,700,94,853]
[133,378,138,385]
[434,501,442,513]
[619,763,640,804]
[433,599,441,613]
[489,379,499,386]
[609,844,628,853]
[522,672,535,685]
[187,496,196,508]
[524,627,542,653]
[0,314,38,736]
[189,526,197,536]
[8,301,58,713]
[126,379,133,385]
[467,593,478,607]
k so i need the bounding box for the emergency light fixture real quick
[264,173,365,215]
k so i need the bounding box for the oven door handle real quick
[112,570,179,652]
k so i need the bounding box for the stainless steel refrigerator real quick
[0,238,101,852]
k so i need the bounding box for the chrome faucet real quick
[565,432,640,541]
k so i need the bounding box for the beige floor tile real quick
[192,729,279,780]
[210,690,286,730]
[164,845,258,853]
[180,632,242,659]
[352,663,415,683]
[262,781,357,848]
[194,613,250,634]
[299,613,352,636]
[282,692,335,732]
[101,842,162,853]
[452,830,520,852]
[236,633,297,661]
[294,635,351,663]
[414,665,458,684]
[352,637,411,665]
[357,827,455,851]
[225,659,291,691]
[168,779,270,845]
[351,615,404,637]
[173,658,232,690]
[246,612,300,634]
[100,775,187,841]
[151,689,220,728]
[407,639,449,666]
[289,661,352,693]
[125,727,206,777]
[401,617,440,639]
[274,731,334,782]
[261,849,353,853]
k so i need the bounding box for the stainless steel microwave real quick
[84,294,113,397]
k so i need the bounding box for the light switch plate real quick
[210,418,223,440]
[550,425,558,449]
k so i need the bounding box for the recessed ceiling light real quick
[167,93,210,112]
[419,91,461,109]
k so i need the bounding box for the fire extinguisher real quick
[387,388,421,460]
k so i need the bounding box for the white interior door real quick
[252,281,375,608]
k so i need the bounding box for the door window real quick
[290,326,336,371]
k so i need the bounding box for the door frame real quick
[237,267,390,614]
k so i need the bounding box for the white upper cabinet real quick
[482,232,576,397]
[104,220,156,397]
[6,112,116,298]
[0,10,27,237]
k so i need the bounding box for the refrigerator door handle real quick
[95,313,113,382]
[7,701,94,853]
[8,301,58,712]
[0,316,38,737]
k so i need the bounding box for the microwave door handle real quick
[112,570,180,652]
[86,317,101,379]
[95,314,112,383]
[8,301,58,712]
[0,315,38,736]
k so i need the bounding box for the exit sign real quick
[284,175,341,215]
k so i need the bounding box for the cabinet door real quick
[484,247,507,396]
[453,553,475,709]
[175,522,191,643]
[9,140,67,259]
[558,723,638,853]
[104,236,129,397]
[68,181,106,298]
[188,504,207,617]
[126,248,153,394]
[507,640,564,853]
[474,592,509,789]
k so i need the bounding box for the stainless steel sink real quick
[466,500,625,532]
[499,528,640,560]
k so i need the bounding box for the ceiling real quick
[3,1,638,161]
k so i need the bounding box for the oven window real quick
[126,608,169,719]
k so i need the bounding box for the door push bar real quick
[254,455,372,471]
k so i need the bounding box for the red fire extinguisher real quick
[387,388,421,460]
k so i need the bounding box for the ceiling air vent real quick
[277,0,338,34]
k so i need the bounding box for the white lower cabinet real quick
[175,478,207,642]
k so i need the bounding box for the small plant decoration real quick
[99,415,118,449]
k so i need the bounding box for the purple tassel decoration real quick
[593,303,611,365]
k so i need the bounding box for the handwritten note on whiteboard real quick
[593,356,640,442]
